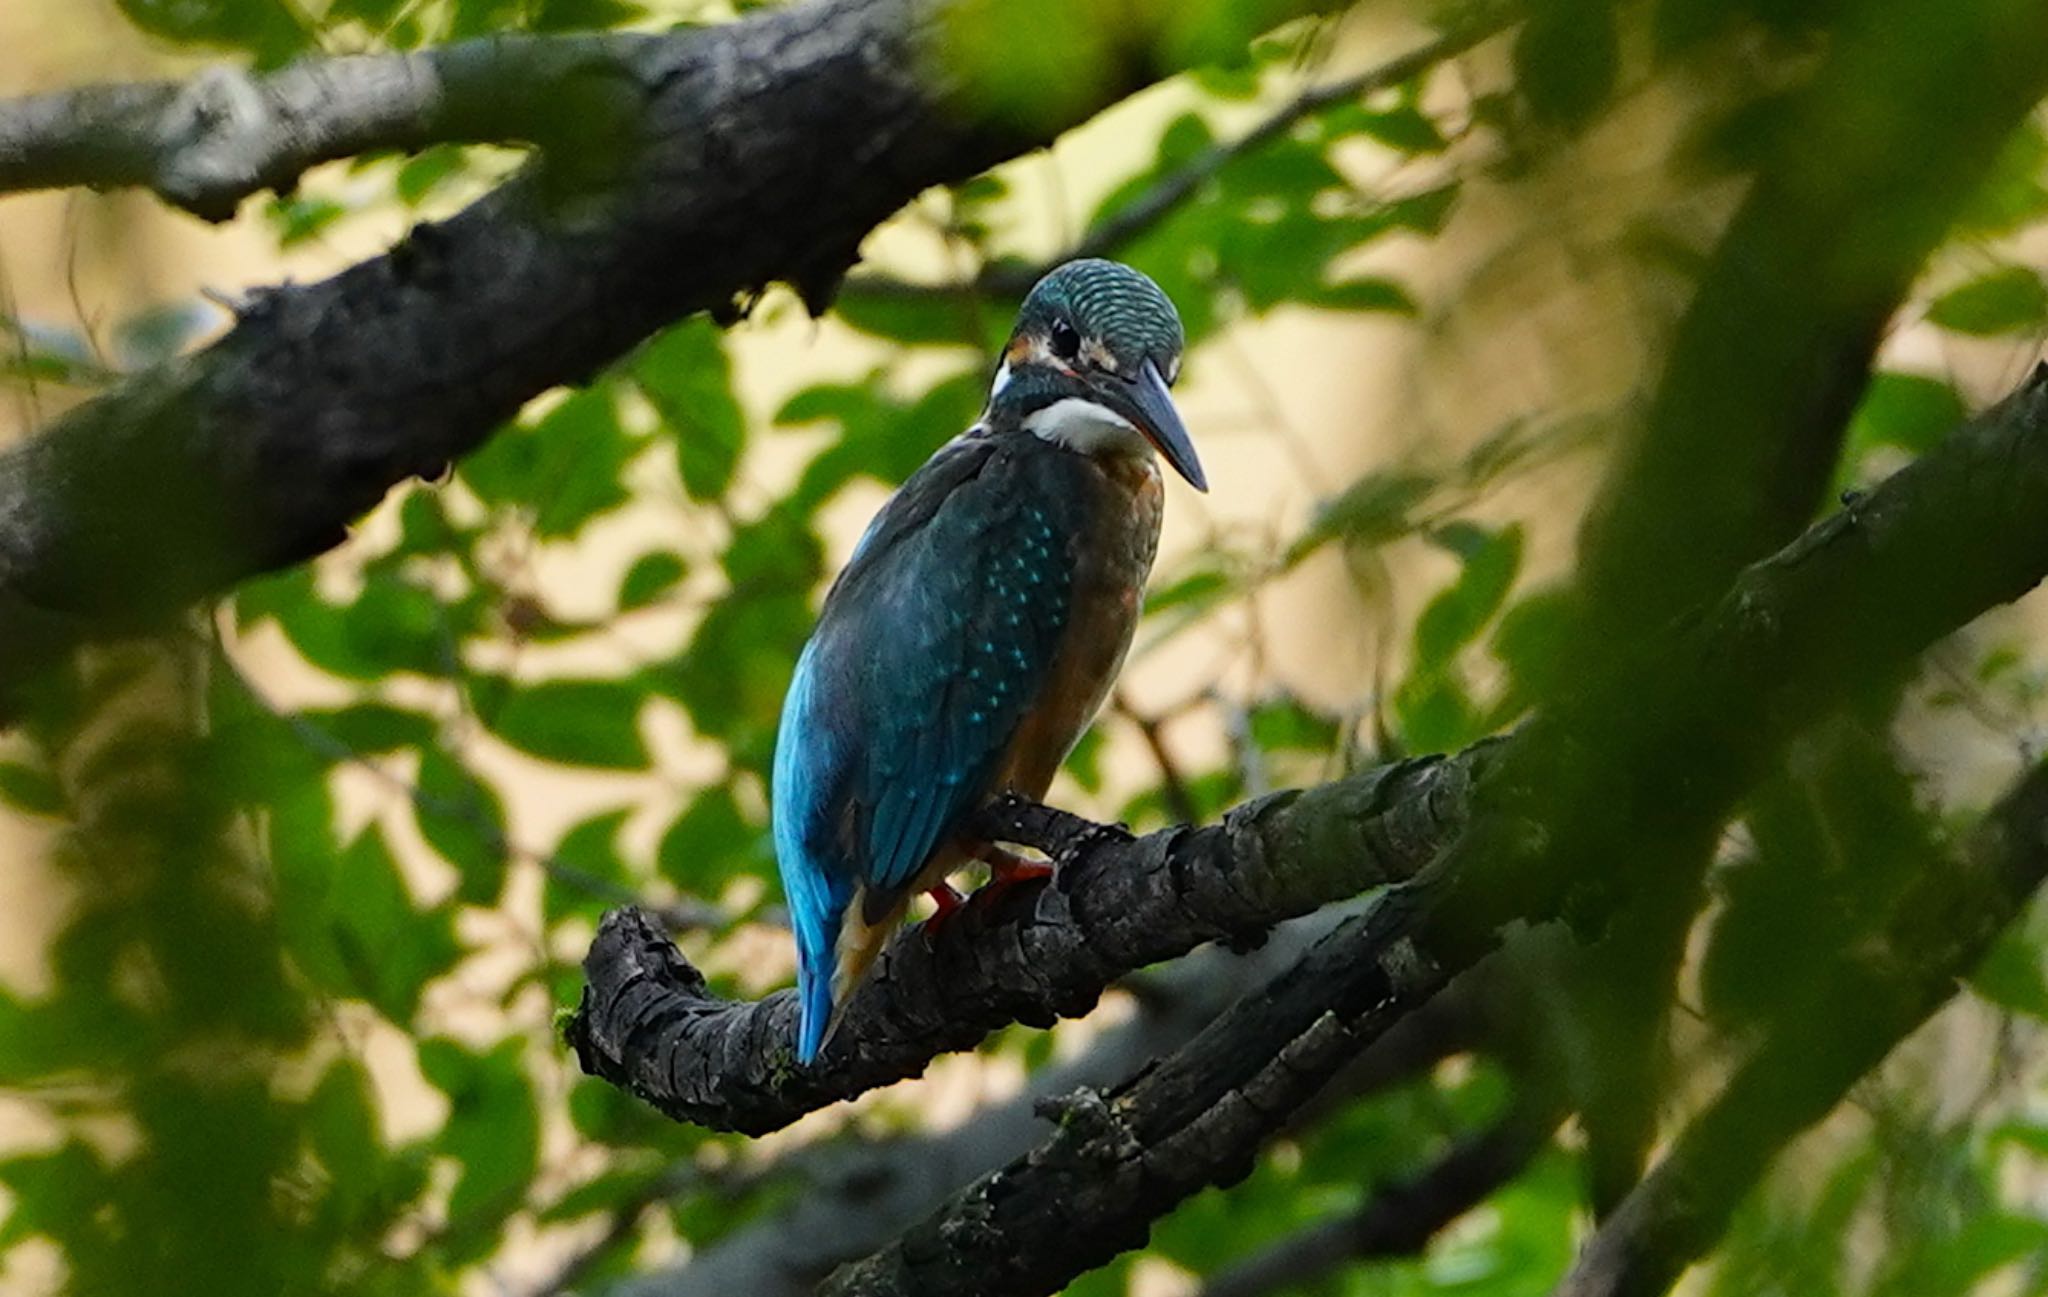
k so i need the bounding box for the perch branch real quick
[567,750,1490,1135]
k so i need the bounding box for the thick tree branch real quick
[0,35,646,221]
[0,0,1370,718]
[602,912,1464,1297]
[1551,759,2048,1297]
[566,752,1490,1136]
[799,365,2048,1296]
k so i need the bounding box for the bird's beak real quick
[1121,358,1207,493]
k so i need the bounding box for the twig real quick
[1112,690,1200,825]
[841,18,1506,303]
[1199,1102,1562,1297]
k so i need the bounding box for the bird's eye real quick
[1049,319,1081,362]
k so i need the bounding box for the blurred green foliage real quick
[5,1,2048,1295]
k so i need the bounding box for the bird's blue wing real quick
[771,436,1080,1058]
[818,438,1080,914]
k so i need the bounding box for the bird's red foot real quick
[987,846,1054,885]
[921,882,968,942]
[970,843,1053,905]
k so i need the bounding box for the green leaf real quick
[1289,470,1437,564]
[304,1059,383,1223]
[1144,567,1234,616]
[618,551,688,610]
[0,1144,114,1250]
[546,809,635,924]
[115,0,311,63]
[1414,524,1525,668]
[423,1036,539,1257]
[532,0,643,29]
[1515,0,1621,127]
[833,288,988,347]
[657,784,766,891]
[637,319,747,502]
[264,194,348,247]
[416,748,509,903]
[299,703,435,755]
[1955,121,2048,238]
[1308,276,1416,315]
[396,145,468,206]
[243,568,450,680]
[1394,672,1482,753]
[1969,926,2048,1019]
[1847,372,1966,457]
[1249,696,1340,753]
[1353,104,1448,155]
[462,387,636,538]
[492,679,648,770]
[1926,265,2048,336]
[324,826,462,1022]
[0,762,62,815]
[1490,586,1579,719]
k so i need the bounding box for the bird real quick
[771,258,1207,1063]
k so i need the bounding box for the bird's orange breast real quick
[1000,453,1165,797]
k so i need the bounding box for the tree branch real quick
[0,35,646,221]
[601,910,1462,1297]
[565,751,1490,1136]
[1551,758,2048,1297]
[0,0,1358,719]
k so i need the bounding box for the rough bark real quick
[566,758,1488,1136]
[601,909,1470,1297]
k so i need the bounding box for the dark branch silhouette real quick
[566,754,1488,1135]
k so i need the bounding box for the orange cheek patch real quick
[1004,337,1036,366]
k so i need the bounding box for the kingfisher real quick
[772,258,1206,1063]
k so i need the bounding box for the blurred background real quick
[4,0,2048,1294]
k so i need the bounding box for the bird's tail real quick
[795,889,905,1064]
[782,842,857,1065]
[795,943,838,1065]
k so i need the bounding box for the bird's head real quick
[987,258,1206,492]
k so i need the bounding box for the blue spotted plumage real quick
[772,260,1205,1063]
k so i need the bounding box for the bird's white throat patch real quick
[1025,397,1149,457]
